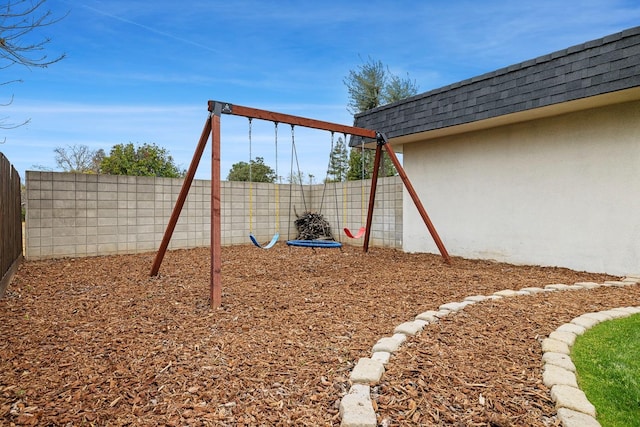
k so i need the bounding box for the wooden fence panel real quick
[0,152,23,297]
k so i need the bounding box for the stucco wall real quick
[25,172,402,260]
[402,100,640,275]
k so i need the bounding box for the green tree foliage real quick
[326,137,348,182]
[380,152,396,178]
[100,142,185,178]
[344,58,386,115]
[383,73,420,105]
[227,157,276,182]
[343,57,419,115]
[346,147,395,181]
[344,57,418,178]
[347,148,372,181]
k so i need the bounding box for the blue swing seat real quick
[286,239,342,248]
[250,232,279,249]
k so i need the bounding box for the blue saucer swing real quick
[286,239,341,248]
[285,128,342,249]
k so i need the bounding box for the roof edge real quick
[354,26,640,120]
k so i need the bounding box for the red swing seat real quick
[344,226,365,239]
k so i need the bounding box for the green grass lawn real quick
[572,313,640,427]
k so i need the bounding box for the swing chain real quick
[248,117,253,181]
[274,122,279,183]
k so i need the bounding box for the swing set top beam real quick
[208,100,378,140]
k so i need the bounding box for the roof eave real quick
[389,86,640,150]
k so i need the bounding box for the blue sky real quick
[1,0,639,182]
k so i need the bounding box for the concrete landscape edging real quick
[339,275,640,427]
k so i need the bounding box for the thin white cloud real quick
[67,2,222,54]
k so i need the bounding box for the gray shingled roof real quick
[352,26,640,143]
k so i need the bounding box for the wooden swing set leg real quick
[363,135,451,265]
[363,143,383,253]
[150,104,223,308]
[210,110,222,308]
[150,113,212,278]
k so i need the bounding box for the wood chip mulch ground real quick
[0,245,636,426]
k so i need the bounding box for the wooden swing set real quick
[150,100,451,308]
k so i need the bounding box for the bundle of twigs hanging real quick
[293,210,336,241]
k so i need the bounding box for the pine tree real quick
[347,147,395,181]
[344,57,418,178]
[326,137,348,182]
[343,57,419,115]
[343,58,386,115]
[347,148,371,181]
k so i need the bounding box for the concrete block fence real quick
[25,171,402,260]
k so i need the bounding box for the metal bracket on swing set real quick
[150,100,451,308]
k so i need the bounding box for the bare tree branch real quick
[53,145,104,173]
[0,0,67,69]
[0,0,67,135]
